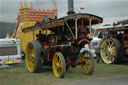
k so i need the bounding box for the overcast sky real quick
[0,0,128,24]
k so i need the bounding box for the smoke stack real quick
[67,0,75,15]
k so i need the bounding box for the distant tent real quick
[6,33,10,38]
[11,29,17,38]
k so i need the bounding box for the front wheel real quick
[25,41,43,73]
[80,51,95,75]
[52,52,66,78]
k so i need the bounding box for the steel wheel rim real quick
[100,40,116,64]
[25,43,36,72]
[80,51,93,74]
[53,53,63,78]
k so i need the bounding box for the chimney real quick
[67,0,75,15]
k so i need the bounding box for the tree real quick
[0,22,15,38]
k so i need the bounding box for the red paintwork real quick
[78,39,90,46]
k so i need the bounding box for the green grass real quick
[0,61,128,85]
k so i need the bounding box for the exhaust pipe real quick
[67,0,75,15]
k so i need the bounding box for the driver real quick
[36,30,45,42]
[78,26,89,40]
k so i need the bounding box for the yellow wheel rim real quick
[100,39,116,64]
[80,51,94,74]
[25,43,36,72]
[52,52,65,78]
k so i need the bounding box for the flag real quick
[79,7,85,13]
[80,7,85,10]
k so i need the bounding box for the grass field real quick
[0,61,128,85]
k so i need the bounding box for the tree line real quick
[0,22,15,38]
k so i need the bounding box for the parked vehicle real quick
[81,37,102,59]
[15,0,103,78]
[97,23,128,64]
[0,38,21,65]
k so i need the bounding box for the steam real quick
[34,0,57,8]
[50,0,56,4]
[34,0,57,5]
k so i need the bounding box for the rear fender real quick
[78,39,90,47]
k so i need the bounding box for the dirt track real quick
[64,75,128,85]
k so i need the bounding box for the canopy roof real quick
[23,13,103,32]
[97,24,128,32]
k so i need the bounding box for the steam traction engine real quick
[23,0,103,78]
[97,22,128,64]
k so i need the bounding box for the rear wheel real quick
[80,51,95,75]
[52,52,66,78]
[100,38,122,64]
[25,41,43,72]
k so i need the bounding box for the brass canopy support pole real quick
[75,19,78,39]
[46,28,47,35]
[65,21,75,39]
[32,30,35,40]
[82,18,84,27]
[89,18,92,38]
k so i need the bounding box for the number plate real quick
[6,61,14,64]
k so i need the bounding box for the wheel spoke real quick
[108,41,111,47]
[58,68,62,74]
[110,43,114,48]
[85,59,90,74]
[26,44,36,71]
[111,47,116,51]
[110,57,114,61]
[26,45,35,71]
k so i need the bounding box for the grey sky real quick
[0,0,128,24]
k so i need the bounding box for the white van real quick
[0,38,21,65]
[81,37,102,58]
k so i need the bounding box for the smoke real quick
[34,0,57,4]
[34,0,57,8]
[50,0,56,4]
[50,0,58,9]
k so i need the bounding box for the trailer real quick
[0,38,21,65]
